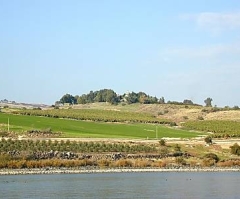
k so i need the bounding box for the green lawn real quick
[0,113,207,138]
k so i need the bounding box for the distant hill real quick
[0,100,49,109]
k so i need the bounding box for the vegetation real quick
[0,139,239,169]
[1,93,240,170]
[204,136,212,144]
[182,120,240,138]
[204,97,213,107]
[17,108,172,124]
[59,94,77,105]
[58,89,202,106]
[159,139,166,146]
[0,113,205,138]
[0,139,157,154]
[58,89,160,105]
[230,143,240,156]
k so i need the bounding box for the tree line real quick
[57,89,201,106]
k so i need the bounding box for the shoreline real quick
[1,167,240,175]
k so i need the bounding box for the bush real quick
[204,136,212,144]
[33,107,41,110]
[164,110,169,114]
[175,157,186,165]
[202,158,215,167]
[204,153,219,163]
[173,144,181,152]
[169,122,177,127]
[159,139,166,146]
[230,143,240,156]
[233,106,240,110]
[158,112,164,116]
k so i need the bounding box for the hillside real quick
[2,101,240,124]
[71,103,240,123]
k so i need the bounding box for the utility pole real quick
[8,117,10,133]
[156,125,158,139]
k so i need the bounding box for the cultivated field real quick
[0,112,206,138]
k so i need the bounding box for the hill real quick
[71,102,240,123]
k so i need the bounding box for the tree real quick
[94,92,103,102]
[138,92,147,104]
[106,90,119,104]
[77,94,87,104]
[233,105,240,110]
[159,97,165,104]
[87,91,95,103]
[60,94,77,105]
[183,99,193,105]
[125,92,138,104]
[204,98,212,107]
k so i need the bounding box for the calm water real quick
[1,172,240,199]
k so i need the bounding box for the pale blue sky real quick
[1,0,240,106]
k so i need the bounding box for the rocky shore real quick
[0,167,240,175]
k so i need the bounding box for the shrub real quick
[173,144,181,152]
[204,153,219,163]
[204,136,212,144]
[202,158,215,167]
[159,139,166,146]
[115,159,133,167]
[233,106,240,110]
[158,112,164,116]
[33,107,42,110]
[169,122,177,127]
[175,157,186,165]
[164,110,169,114]
[230,143,240,156]
[159,146,169,156]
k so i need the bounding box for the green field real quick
[0,113,207,138]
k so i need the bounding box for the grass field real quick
[0,113,208,138]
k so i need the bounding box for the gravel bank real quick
[1,167,240,175]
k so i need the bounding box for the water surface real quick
[1,172,240,199]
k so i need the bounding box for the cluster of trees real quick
[57,89,240,109]
[57,89,164,105]
[76,89,119,104]
[57,89,202,106]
